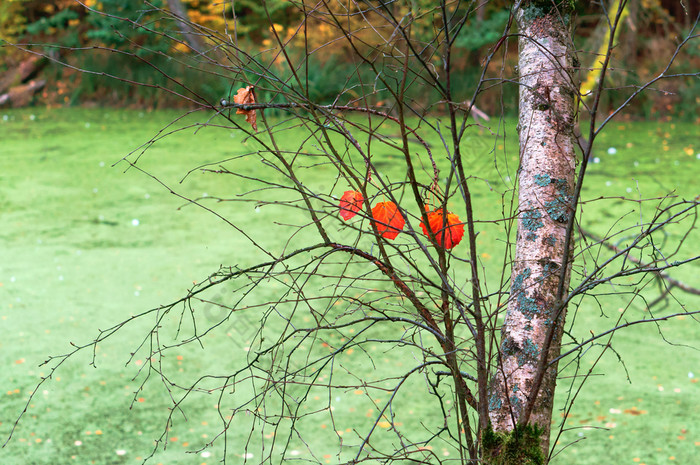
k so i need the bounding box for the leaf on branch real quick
[339,190,364,221]
[420,207,464,249]
[371,201,404,240]
[233,86,257,131]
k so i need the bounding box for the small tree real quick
[5,1,700,463]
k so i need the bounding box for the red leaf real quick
[339,190,364,221]
[371,201,405,240]
[233,86,257,131]
[419,208,464,249]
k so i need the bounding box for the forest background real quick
[1,0,699,120]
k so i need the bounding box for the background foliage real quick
[1,0,698,119]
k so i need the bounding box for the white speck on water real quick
[30,114,36,121]
[626,187,633,193]
[2,115,8,121]
[605,181,612,187]
[74,440,82,446]
[633,161,639,167]
[696,153,700,159]
[255,206,261,213]
[607,147,617,155]
[134,291,140,297]
[93,188,98,194]
[290,450,300,456]
[116,449,126,456]
[144,193,150,199]
[85,122,90,129]
[674,160,680,166]
[10,276,15,282]
[58,275,64,281]
[131,219,140,226]
[99,161,105,167]
[201,451,212,458]
[689,372,694,378]
[592,157,600,164]
[243,453,254,459]
[202,193,208,197]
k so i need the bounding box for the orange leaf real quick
[419,208,464,249]
[339,190,363,221]
[233,86,257,131]
[371,201,404,240]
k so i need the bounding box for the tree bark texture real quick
[488,3,577,459]
[166,0,208,55]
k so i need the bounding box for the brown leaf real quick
[233,86,257,131]
[623,407,647,415]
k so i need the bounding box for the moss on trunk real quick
[483,423,546,465]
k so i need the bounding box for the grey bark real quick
[166,0,208,55]
[488,4,578,459]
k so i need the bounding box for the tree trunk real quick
[166,0,208,55]
[0,79,46,107]
[486,2,577,463]
[0,54,46,94]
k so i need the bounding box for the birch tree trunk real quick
[486,2,577,462]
